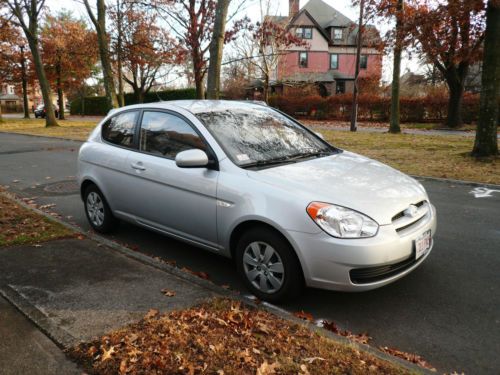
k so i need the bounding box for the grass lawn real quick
[0,193,74,247]
[0,118,95,141]
[68,298,412,375]
[321,130,500,185]
[1,117,498,185]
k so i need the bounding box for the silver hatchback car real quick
[78,100,436,301]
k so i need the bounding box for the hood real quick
[248,151,428,225]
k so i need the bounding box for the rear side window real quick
[139,111,206,158]
[102,111,139,148]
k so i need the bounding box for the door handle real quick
[130,162,146,171]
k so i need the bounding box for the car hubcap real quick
[243,241,284,294]
[86,192,104,227]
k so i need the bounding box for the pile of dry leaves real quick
[68,298,410,375]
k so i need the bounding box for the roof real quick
[282,72,336,83]
[108,100,269,117]
[0,94,20,100]
[288,0,382,47]
[302,0,353,28]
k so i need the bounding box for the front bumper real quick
[289,204,437,291]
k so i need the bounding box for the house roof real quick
[281,72,336,83]
[302,0,353,28]
[0,94,20,100]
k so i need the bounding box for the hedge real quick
[269,93,481,123]
[70,88,197,116]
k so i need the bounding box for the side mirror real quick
[175,149,209,168]
[315,132,325,139]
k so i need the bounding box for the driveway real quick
[0,132,498,374]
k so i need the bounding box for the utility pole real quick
[350,0,364,132]
[19,45,30,119]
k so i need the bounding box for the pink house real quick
[270,0,382,96]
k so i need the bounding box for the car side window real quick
[102,111,139,148]
[139,111,206,158]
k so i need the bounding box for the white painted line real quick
[470,187,500,198]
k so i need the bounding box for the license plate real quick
[415,230,432,259]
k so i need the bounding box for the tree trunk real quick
[472,0,499,157]
[207,0,231,99]
[192,48,205,99]
[85,0,118,109]
[20,46,30,119]
[116,0,125,107]
[56,59,65,120]
[136,89,144,104]
[28,38,58,127]
[263,74,269,103]
[445,79,464,128]
[389,0,403,134]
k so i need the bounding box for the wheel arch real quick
[229,219,306,281]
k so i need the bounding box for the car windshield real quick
[195,106,337,168]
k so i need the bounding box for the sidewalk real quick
[0,238,217,346]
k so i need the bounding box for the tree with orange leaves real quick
[407,0,486,128]
[110,3,185,103]
[40,11,98,120]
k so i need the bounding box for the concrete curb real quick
[1,191,432,374]
[0,285,77,349]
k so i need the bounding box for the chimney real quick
[289,0,299,18]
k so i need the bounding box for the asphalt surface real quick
[0,132,499,374]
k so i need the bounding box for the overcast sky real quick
[45,0,417,84]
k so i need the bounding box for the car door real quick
[126,110,219,248]
[92,110,140,216]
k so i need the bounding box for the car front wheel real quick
[83,185,118,233]
[236,227,303,302]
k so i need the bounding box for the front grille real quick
[350,255,418,284]
[392,200,430,234]
[391,200,426,222]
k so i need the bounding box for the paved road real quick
[0,132,499,374]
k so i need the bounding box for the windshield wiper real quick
[241,150,334,169]
[286,150,334,160]
[240,156,298,169]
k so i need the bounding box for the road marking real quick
[470,187,500,198]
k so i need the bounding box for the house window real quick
[299,52,308,68]
[360,55,368,69]
[336,81,345,94]
[330,54,339,69]
[333,28,343,40]
[295,27,313,39]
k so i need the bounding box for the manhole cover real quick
[43,180,79,195]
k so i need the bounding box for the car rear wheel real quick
[83,185,118,233]
[236,227,303,302]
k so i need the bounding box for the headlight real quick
[307,202,379,238]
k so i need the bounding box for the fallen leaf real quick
[303,357,325,364]
[256,360,279,375]
[379,346,436,371]
[161,289,176,297]
[144,309,159,320]
[294,310,313,321]
[101,346,116,361]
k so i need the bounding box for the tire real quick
[83,185,118,233]
[235,226,304,302]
